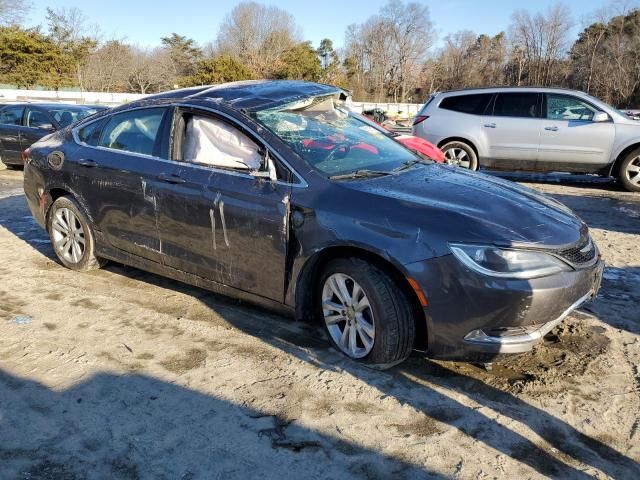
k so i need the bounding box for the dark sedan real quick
[23,81,604,367]
[0,103,107,168]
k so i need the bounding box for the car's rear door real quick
[537,93,615,172]
[0,105,26,165]
[71,106,173,262]
[480,92,542,170]
[21,106,56,149]
[155,107,293,302]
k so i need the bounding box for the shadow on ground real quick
[1,191,638,478]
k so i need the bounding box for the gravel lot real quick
[0,168,638,479]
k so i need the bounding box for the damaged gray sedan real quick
[23,80,604,367]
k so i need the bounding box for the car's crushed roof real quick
[144,80,344,111]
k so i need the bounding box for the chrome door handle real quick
[544,126,559,131]
[77,159,97,168]
[157,173,186,184]
[484,123,496,128]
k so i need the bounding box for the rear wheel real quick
[318,258,415,368]
[47,196,105,271]
[440,140,478,170]
[618,148,640,192]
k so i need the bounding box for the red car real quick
[355,111,445,162]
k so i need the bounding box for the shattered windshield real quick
[252,95,418,177]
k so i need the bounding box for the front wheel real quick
[618,149,640,192]
[47,196,105,271]
[440,141,478,170]
[318,258,415,368]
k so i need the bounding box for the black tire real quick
[440,140,478,170]
[317,258,415,369]
[47,196,105,271]
[618,148,640,192]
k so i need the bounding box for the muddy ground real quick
[0,168,638,479]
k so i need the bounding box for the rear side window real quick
[26,109,54,129]
[77,118,107,146]
[98,108,165,156]
[439,94,492,115]
[0,105,24,125]
[493,93,540,118]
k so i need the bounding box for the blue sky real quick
[27,0,615,50]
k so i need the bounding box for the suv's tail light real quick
[413,115,429,126]
[21,148,31,165]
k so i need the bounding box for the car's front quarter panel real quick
[405,254,602,361]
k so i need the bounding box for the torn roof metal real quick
[143,80,344,112]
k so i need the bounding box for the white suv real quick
[412,87,640,192]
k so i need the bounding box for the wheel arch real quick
[294,245,428,350]
[607,142,640,177]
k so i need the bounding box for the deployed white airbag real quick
[184,115,262,170]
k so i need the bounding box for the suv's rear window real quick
[439,94,492,115]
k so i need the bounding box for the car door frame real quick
[480,91,544,171]
[153,102,307,303]
[0,104,27,165]
[537,93,616,172]
[70,105,174,262]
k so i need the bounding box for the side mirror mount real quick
[251,150,278,182]
[592,111,609,123]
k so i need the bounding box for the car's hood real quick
[340,165,585,252]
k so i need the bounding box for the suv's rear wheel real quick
[47,196,105,271]
[318,258,415,368]
[618,148,640,192]
[441,140,478,170]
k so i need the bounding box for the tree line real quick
[1,0,639,107]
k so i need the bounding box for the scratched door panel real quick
[156,164,290,302]
[66,146,168,263]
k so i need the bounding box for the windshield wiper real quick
[329,169,392,180]
[392,159,425,172]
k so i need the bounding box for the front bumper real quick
[405,254,604,361]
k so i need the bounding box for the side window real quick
[77,118,107,146]
[26,109,54,129]
[493,93,540,118]
[440,94,492,115]
[181,114,263,171]
[546,94,597,121]
[0,105,24,126]
[98,108,165,156]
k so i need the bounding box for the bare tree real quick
[508,4,572,86]
[344,1,433,102]
[0,0,30,25]
[216,1,300,77]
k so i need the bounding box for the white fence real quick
[0,88,424,114]
[0,88,147,106]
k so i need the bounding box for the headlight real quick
[449,243,571,279]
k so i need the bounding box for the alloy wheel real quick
[322,273,375,358]
[626,155,640,186]
[51,207,85,264]
[444,147,471,168]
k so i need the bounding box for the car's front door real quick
[21,107,56,149]
[155,108,292,302]
[480,92,542,170]
[71,107,171,262]
[537,93,616,172]
[0,105,26,165]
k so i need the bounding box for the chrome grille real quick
[555,235,597,266]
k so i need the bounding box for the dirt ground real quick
[0,168,638,479]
